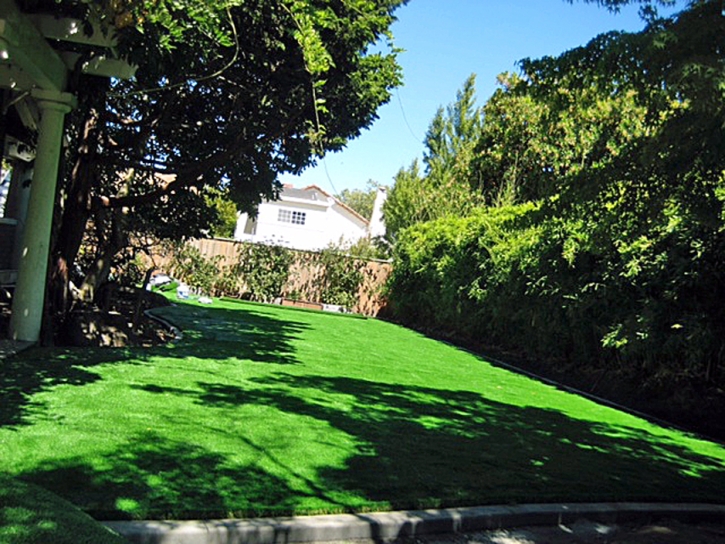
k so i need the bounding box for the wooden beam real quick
[28,14,117,48]
[0,0,67,91]
[60,52,136,80]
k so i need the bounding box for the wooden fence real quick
[152,238,393,317]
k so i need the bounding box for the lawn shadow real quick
[10,299,725,519]
[20,432,303,520]
[0,346,142,428]
[17,372,725,520]
[1,302,308,428]
[0,474,127,544]
[193,373,725,508]
[149,302,310,365]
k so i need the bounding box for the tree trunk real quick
[78,174,132,302]
[48,107,103,321]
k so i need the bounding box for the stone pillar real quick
[9,89,75,342]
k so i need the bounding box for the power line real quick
[396,88,422,144]
[322,156,339,196]
[320,88,419,197]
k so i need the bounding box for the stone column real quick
[9,89,75,342]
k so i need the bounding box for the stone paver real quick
[104,503,725,544]
[386,519,725,544]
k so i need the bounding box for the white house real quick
[234,185,386,251]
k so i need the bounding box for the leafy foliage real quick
[387,1,725,407]
[235,243,295,303]
[316,246,365,307]
[336,180,380,220]
[165,240,371,308]
[206,191,239,239]
[567,0,677,13]
[168,244,222,295]
[39,0,407,327]
[383,75,485,240]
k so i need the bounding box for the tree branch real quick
[95,108,307,209]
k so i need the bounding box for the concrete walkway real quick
[103,502,725,544]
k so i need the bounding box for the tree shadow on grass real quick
[192,373,725,509]
[1,302,308,429]
[0,347,140,428]
[0,475,127,544]
[20,432,303,521]
[148,302,310,365]
[16,372,725,520]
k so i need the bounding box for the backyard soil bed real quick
[59,287,176,347]
[0,286,176,348]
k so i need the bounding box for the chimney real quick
[368,186,387,238]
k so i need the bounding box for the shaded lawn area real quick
[0,476,126,544]
[1,298,724,521]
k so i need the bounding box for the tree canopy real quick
[383,74,484,240]
[336,180,381,220]
[385,0,725,434]
[58,0,408,212]
[568,0,677,13]
[28,0,407,324]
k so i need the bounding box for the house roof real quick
[280,186,324,202]
[280,185,369,226]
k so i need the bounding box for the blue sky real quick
[280,0,683,194]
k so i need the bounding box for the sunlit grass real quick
[1,297,724,520]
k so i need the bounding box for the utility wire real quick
[322,156,339,196]
[112,7,240,97]
[396,88,422,144]
[321,86,420,197]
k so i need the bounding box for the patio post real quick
[9,88,75,342]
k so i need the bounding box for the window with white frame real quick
[278,209,306,225]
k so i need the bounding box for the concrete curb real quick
[103,503,725,544]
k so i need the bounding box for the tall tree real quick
[34,0,407,328]
[336,180,380,220]
[389,0,725,400]
[383,159,426,240]
[383,75,484,240]
[424,74,483,186]
[567,0,678,14]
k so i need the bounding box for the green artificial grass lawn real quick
[1,297,724,522]
[0,475,126,544]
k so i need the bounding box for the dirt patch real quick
[58,287,176,347]
[0,286,176,348]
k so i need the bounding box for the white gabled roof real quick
[279,185,370,227]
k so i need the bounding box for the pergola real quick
[0,0,133,342]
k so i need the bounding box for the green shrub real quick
[317,247,365,308]
[235,242,294,302]
[168,243,222,295]
[387,192,725,390]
